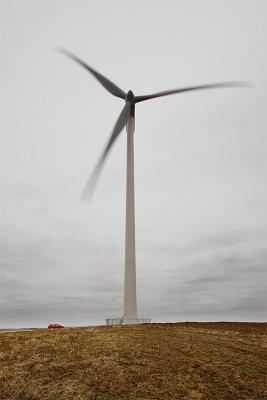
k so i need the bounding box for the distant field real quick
[0,322,266,400]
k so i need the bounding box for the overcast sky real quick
[0,0,266,328]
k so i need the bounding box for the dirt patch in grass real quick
[0,322,266,399]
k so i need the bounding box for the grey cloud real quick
[1,0,266,327]
[150,243,266,320]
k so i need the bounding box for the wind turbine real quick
[57,48,248,324]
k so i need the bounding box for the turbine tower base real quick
[105,317,151,326]
[122,316,139,325]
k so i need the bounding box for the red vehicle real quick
[48,323,64,329]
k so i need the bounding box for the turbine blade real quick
[56,47,126,99]
[135,81,251,103]
[82,102,131,201]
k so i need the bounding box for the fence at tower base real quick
[105,317,151,326]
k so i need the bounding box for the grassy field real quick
[0,322,266,400]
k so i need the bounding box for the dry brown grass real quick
[0,322,266,400]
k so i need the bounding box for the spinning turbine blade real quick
[135,81,250,103]
[82,101,131,201]
[56,47,126,99]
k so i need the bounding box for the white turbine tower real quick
[124,116,137,324]
[57,48,249,325]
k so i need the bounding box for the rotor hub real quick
[126,90,135,104]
